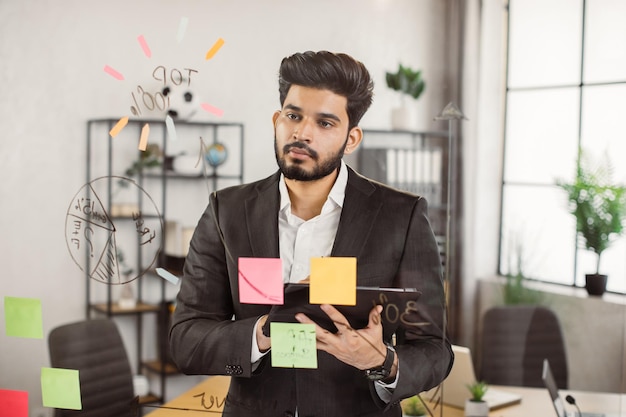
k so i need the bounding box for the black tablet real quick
[262,284,422,340]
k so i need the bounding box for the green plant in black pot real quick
[557,149,626,296]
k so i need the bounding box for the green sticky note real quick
[270,322,317,369]
[41,368,82,410]
[4,296,43,339]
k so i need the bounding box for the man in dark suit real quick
[169,50,453,417]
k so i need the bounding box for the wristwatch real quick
[364,345,395,381]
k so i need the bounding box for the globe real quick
[204,143,228,167]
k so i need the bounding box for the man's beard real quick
[274,137,348,181]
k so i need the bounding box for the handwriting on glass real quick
[371,293,425,327]
[193,392,225,411]
[129,66,199,116]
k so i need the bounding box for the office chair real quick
[48,318,137,417]
[479,305,568,389]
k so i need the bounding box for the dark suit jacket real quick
[170,166,453,417]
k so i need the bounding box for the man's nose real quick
[293,118,314,141]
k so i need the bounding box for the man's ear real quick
[344,126,363,155]
[272,111,280,129]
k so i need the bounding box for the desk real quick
[424,386,625,417]
[146,378,625,416]
[145,376,229,416]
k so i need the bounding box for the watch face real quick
[365,368,390,381]
[365,345,394,381]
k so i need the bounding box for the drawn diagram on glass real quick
[65,176,163,284]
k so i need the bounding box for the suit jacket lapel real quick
[244,172,281,258]
[331,167,382,258]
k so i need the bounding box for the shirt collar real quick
[279,160,348,213]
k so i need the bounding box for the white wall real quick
[0,0,454,413]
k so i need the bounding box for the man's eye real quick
[286,113,300,120]
[319,120,333,128]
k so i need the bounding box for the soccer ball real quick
[162,83,199,121]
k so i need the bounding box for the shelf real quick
[90,302,160,315]
[138,393,162,405]
[143,359,180,375]
[86,119,243,404]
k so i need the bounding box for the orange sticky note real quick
[309,257,357,305]
[238,257,283,304]
[138,123,150,151]
[109,116,128,137]
[205,37,225,60]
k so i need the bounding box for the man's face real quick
[273,85,358,181]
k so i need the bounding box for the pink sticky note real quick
[103,65,124,80]
[201,102,224,117]
[238,258,283,304]
[0,389,28,417]
[137,35,151,58]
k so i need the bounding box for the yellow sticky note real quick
[205,37,225,60]
[41,368,82,410]
[109,116,128,137]
[309,257,357,306]
[138,123,150,151]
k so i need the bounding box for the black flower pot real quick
[585,274,607,296]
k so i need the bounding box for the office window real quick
[500,0,626,293]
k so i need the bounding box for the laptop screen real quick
[543,359,566,417]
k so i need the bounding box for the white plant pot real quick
[464,399,489,417]
[391,106,414,130]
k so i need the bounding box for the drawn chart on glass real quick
[65,176,163,284]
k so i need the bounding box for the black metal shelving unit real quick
[83,118,244,406]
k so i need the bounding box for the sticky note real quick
[41,368,82,410]
[156,267,180,285]
[270,322,317,368]
[200,102,224,117]
[109,116,128,137]
[238,258,283,304]
[138,123,150,151]
[165,115,177,141]
[0,389,28,417]
[4,296,43,339]
[137,35,151,58]
[177,17,189,43]
[205,37,225,60]
[103,65,124,80]
[309,257,357,305]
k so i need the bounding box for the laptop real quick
[542,359,612,417]
[424,345,522,410]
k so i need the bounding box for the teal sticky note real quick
[41,368,82,410]
[4,296,43,339]
[270,322,317,369]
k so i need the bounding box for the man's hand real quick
[256,314,271,352]
[295,304,397,378]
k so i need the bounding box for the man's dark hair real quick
[278,51,374,129]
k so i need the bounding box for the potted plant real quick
[385,63,425,130]
[401,395,427,417]
[465,381,489,417]
[557,149,626,296]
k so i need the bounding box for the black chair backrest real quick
[480,305,568,389]
[48,319,136,417]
